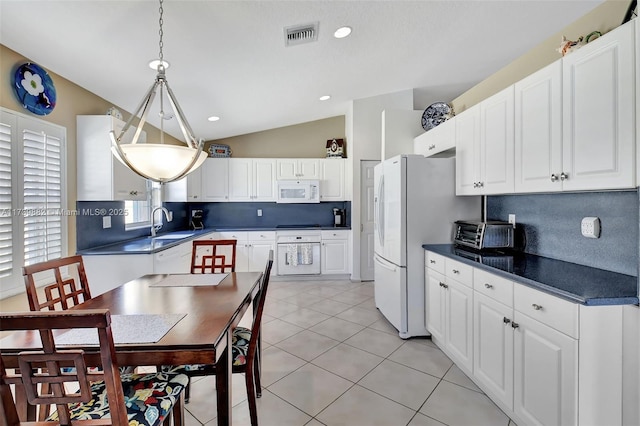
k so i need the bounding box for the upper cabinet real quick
[561,22,636,191]
[514,61,563,193]
[414,116,456,158]
[77,115,148,201]
[456,86,514,195]
[276,159,320,179]
[319,159,347,201]
[228,158,276,202]
[164,158,228,202]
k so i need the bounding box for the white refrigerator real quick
[373,155,479,338]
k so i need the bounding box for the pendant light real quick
[110,0,207,183]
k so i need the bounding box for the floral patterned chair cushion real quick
[47,371,188,426]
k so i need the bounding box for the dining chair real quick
[190,239,237,273]
[0,309,188,426]
[170,250,273,426]
[22,255,92,312]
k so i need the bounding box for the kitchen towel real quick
[286,243,299,266]
[299,243,313,265]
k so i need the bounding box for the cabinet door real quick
[562,22,635,191]
[480,86,515,194]
[514,61,563,193]
[186,167,202,201]
[298,159,320,179]
[455,104,481,195]
[320,159,345,201]
[474,292,514,410]
[321,239,349,274]
[425,269,446,342]
[228,158,252,201]
[201,158,229,201]
[248,241,275,272]
[276,159,297,179]
[513,312,578,426]
[445,279,474,372]
[253,159,276,201]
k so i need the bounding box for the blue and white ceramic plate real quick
[12,62,57,116]
[421,102,453,131]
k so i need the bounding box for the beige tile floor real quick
[184,279,517,426]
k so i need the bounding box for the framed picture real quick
[326,138,345,158]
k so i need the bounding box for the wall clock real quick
[12,62,57,116]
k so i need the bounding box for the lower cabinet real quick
[207,231,275,273]
[424,250,623,426]
[153,241,192,274]
[83,254,153,296]
[320,230,351,275]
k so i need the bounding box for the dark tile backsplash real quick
[77,201,350,251]
[486,190,639,276]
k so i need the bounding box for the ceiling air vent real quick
[284,22,318,47]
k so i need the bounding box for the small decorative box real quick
[208,144,232,158]
[326,138,345,158]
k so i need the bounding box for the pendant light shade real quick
[110,0,206,183]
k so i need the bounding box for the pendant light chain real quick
[158,0,164,65]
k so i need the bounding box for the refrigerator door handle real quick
[375,175,385,246]
[374,254,396,272]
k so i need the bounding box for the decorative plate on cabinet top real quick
[12,62,56,116]
[421,102,453,131]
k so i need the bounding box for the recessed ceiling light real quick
[319,95,331,101]
[148,59,170,70]
[207,116,220,122]
[333,26,352,39]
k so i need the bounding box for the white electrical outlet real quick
[257,209,262,217]
[581,217,600,238]
[508,214,516,228]
[102,216,112,229]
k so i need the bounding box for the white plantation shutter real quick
[23,129,63,265]
[0,108,66,299]
[0,122,13,278]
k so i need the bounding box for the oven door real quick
[277,242,321,275]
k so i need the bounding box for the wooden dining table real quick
[0,271,263,425]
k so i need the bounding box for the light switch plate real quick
[103,216,112,229]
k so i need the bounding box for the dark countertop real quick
[78,226,351,255]
[423,244,639,306]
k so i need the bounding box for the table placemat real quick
[149,273,228,287]
[55,313,186,346]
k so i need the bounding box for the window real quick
[123,182,160,230]
[0,108,67,299]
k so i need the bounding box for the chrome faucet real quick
[151,206,172,237]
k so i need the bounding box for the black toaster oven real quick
[453,220,514,251]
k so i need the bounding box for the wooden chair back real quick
[246,250,273,370]
[0,309,129,425]
[191,239,237,273]
[22,256,92,312]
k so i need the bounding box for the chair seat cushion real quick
[167,326,252,374]
[47,371,188,426]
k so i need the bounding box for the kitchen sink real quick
[152,231,196,240]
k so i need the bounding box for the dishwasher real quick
[276,232,321,275]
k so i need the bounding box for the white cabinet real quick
[228,158,276,201]
[77,115,148,201]
[83,254,153,296]
[425,254,473,372]
[319,159,346,201]
[321,230,350,275]
[514,61,563,193]
[206,231,275,272]
[276,159,320,179]
[455,86,514,195]
[561,22,636,191]
[153,241,192,274]
[201,158,229,201]
[163,158,227,202]
[413,116,456,158]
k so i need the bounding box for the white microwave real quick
[276,180,320,203]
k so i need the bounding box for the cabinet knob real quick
[484,283,493,289]
[550,173,558,182]
[130,190,138,195]
[560,172,568,181]
[429,260,436,264]
[477,182,484,188]
[473,182,478,188]
[511,322,520,329]
[503,317,511,325]
[532,303,543,311]
[452,269,460,274]
[439,282,448,289]
[428,144,436,150]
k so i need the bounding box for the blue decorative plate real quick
[12,62,56,116]
[421,102,453,131]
